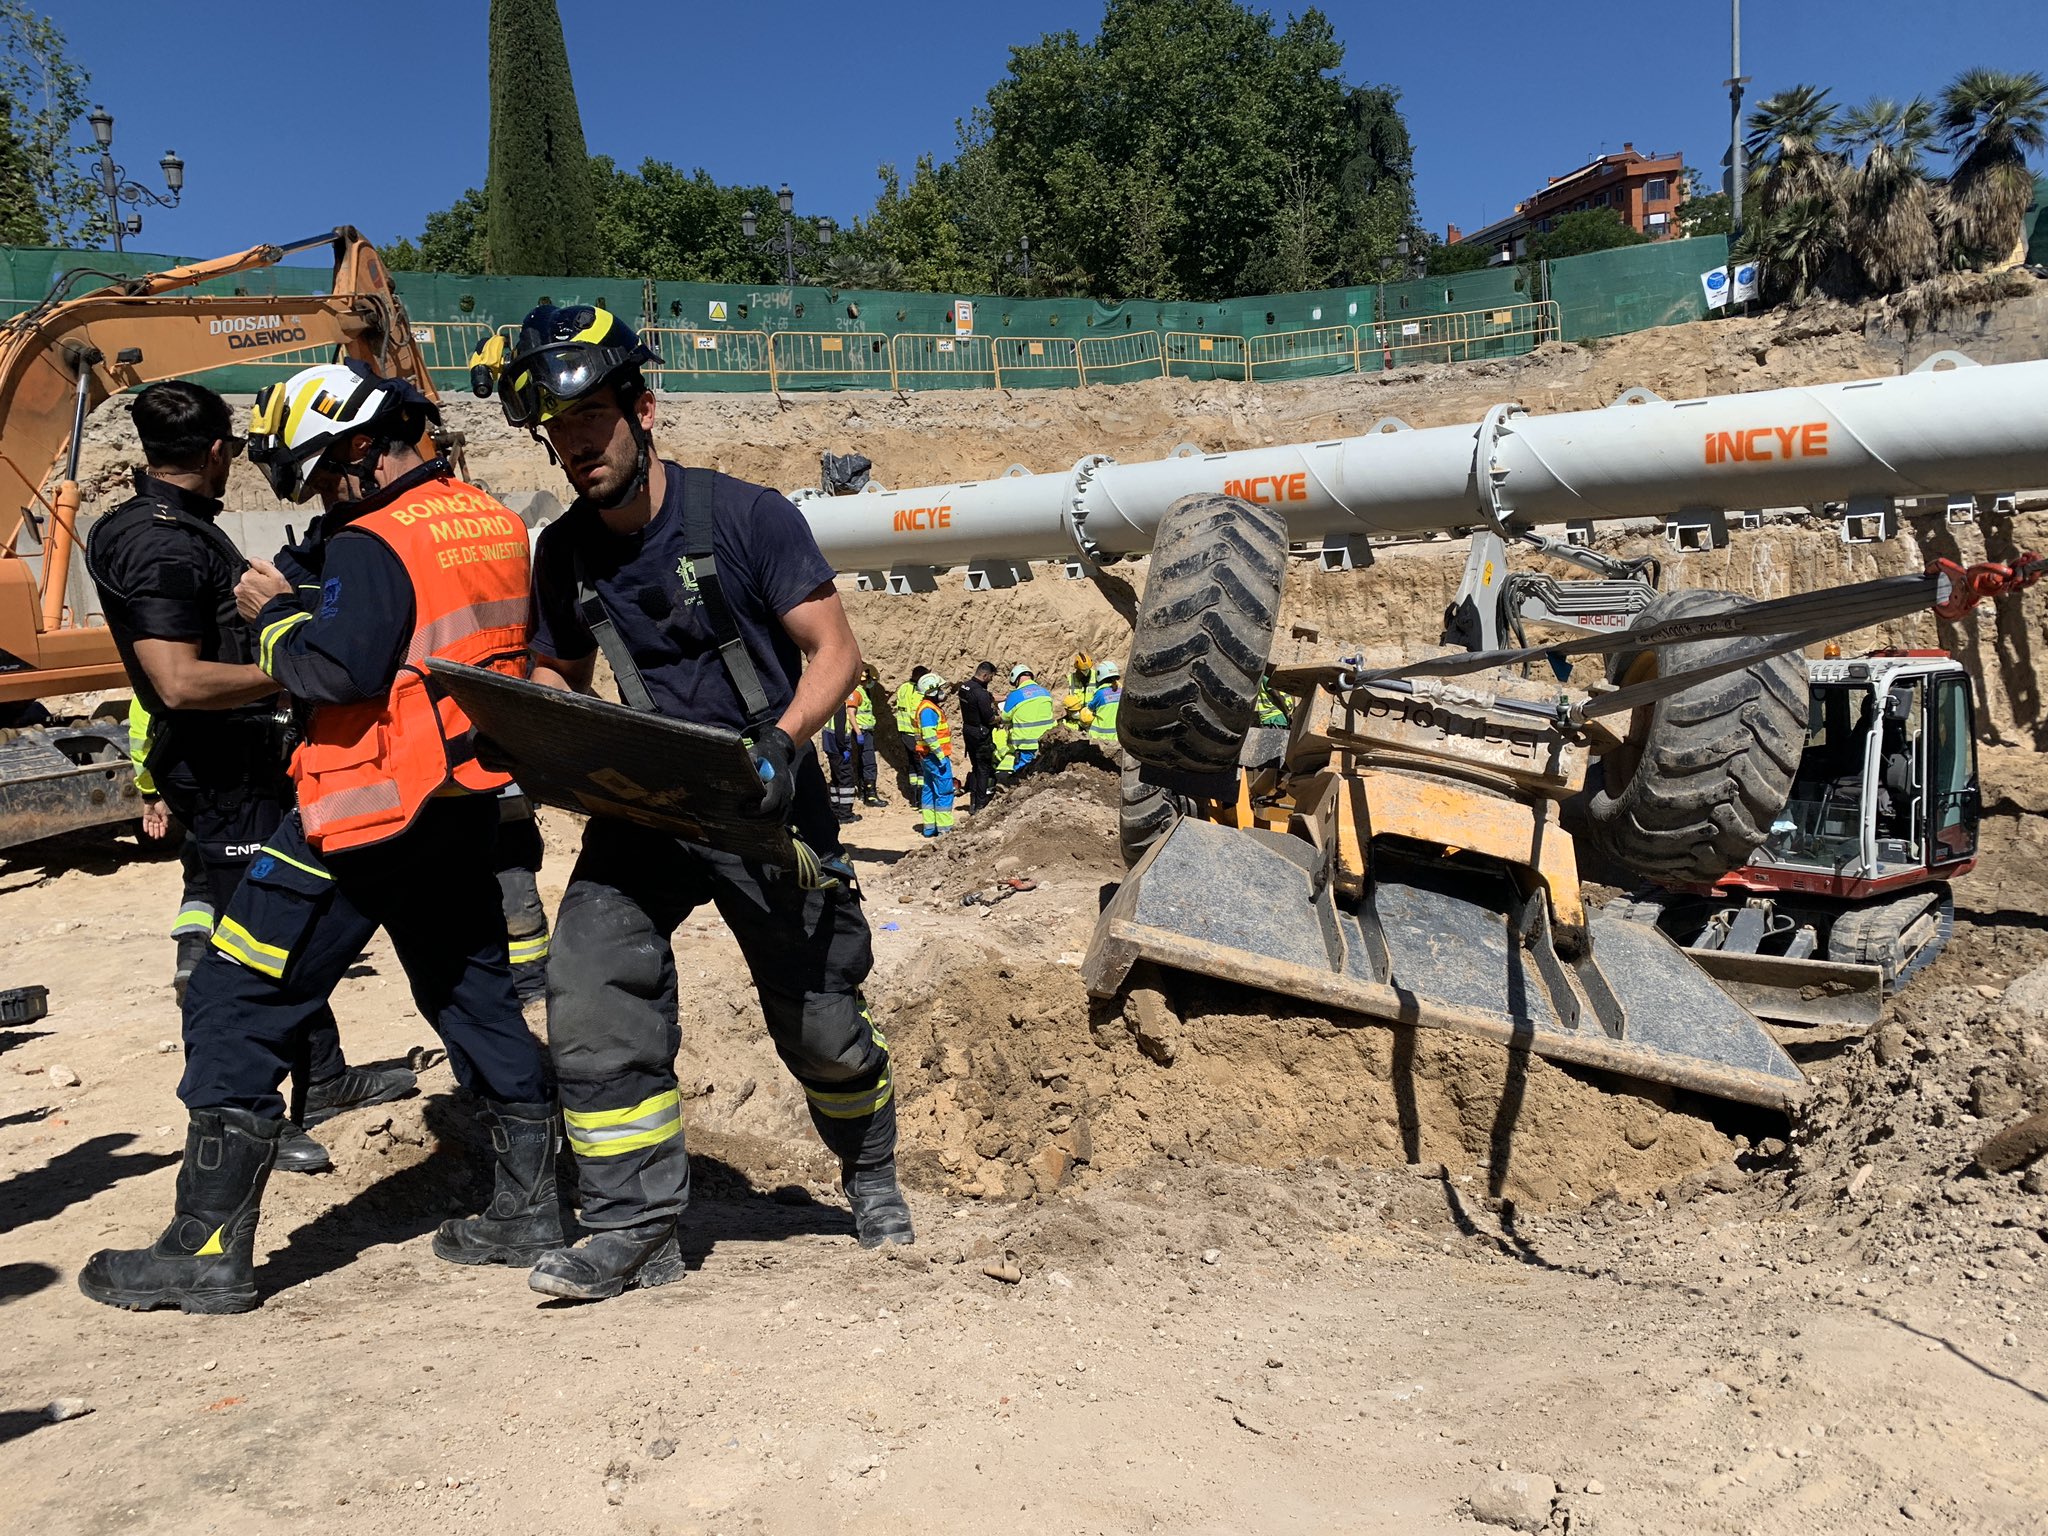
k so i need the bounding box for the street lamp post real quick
[741,183,832,286]
[87,106,184,253]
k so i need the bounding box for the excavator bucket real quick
[1085,817,1810,1111]
[1678,949,1884,1040]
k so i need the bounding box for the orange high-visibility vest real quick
[916,699,952,758]
[293,477,531,852]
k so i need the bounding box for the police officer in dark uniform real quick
[471,306,911,1302]
[84,381,414,1173]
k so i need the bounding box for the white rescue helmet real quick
[246,360,435,504]
[1009,664,1034,685]
[918,673,945,698]
[1093,659,1121,683]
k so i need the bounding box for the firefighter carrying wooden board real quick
[470,305,911,1302]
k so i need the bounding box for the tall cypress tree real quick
[484,0,600,276]
[0,91,49,245]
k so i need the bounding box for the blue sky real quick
[39,0,2048,263]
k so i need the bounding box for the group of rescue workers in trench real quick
[71,301,1196,1316]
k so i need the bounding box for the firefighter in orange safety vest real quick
[79,362,560,1316]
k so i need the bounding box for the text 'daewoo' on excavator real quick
[0,228,456,848]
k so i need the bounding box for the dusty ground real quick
[8,293,2047,1532]
[3,745,2046,1536]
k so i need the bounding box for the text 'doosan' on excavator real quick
[0,228,456,849]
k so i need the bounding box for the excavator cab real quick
[1631,652,1979,1037]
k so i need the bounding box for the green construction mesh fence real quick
[1550,235,1729,340]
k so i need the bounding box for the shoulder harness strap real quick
[680,467,781,739]
[569,541,658,714]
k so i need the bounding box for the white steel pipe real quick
[798,357,2048,572]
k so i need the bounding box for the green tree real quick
[590,159,781,284]
[1940,67,2048,267]
[968,0,1409,300]
[385,186,489,273]
[836,157,984,292]
[1525,208,1649,265]
[1330,85,1417,283]
[1742,85,1848,301]
[1739,195,1843,301]
[484,0,600,276]
[0,2,94,242]
[0,89,48,243]
[1834,96,1942,291]
[1423,236,1498,276]
[1675,166,1731,237]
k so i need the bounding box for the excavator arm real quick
[0,226,453,703]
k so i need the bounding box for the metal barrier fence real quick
[1360,301,1558,369]
[995,335,1083,388]
[768,330,897,390]
[1078,330,1164,385]
[890,332,998,390]
[408,319,494,388]
[645,326,775,389]
[1164,331,1249,382]
[1247,323,1357,380]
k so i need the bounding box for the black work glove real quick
[746,726,797,820]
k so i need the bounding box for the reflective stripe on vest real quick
[1004,683,1056,751]
[1087,686,1121,742]
[293,477,531,853]
[892,682,920,733]
[848,684,876,731]
[917,700,952,756]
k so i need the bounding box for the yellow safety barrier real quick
[890,332,998,391]
[768,329,898,391]
[994,335,1083,389]
[1078,330,1164,385]
[1164,331,1249,381]
[407,319,495,388]
[1359,300,1559,370]
[644,326,775,389]
[1246,324,1357,380]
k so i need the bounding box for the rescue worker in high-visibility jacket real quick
[1256,674,1295,728]
[914,672,956,838]
[821,683,867,823]
[1002,664,1057,768]
[1062,650,1095,719]
[892,665,930,804]
[79,362,557,1317]
[1083,658,1122,747]
[851,668,885,806]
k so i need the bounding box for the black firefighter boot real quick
[843,1161,915,1248]
[78,1107,281,1314]
[431,1101,567,1266]
[527,1221,686,1301]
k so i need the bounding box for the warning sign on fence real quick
[695,335,718,350]
[708,301,728,323]
[954,300,974,337]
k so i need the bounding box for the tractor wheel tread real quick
[1120,494,1287,777]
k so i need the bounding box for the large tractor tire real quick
[1581,587,1807,885]
[1118,493,1287,778]
[1118,753,1191,869]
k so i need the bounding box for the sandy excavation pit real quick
[6,287,2048,1533]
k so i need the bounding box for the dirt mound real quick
[1776,980,2048,1274]
[899,735,1121,883]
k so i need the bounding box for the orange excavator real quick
[0,227,456,849]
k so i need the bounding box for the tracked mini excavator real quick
[0,228,456,850]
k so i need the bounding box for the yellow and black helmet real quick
[469,304,660,428]
[246,360,435,504]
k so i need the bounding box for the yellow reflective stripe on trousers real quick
[508,932,550,964]
[805,1074,892,1119]
[172,902,216,936]
[562,1089,682,1158]
[212,917,288,977]
[259,610,311,672]
[258,844,332,881]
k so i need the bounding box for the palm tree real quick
[1739,197,1844,303]
[1940,68,2048,267]
[1833,96,1944,291]
[1745,85,1845,218]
